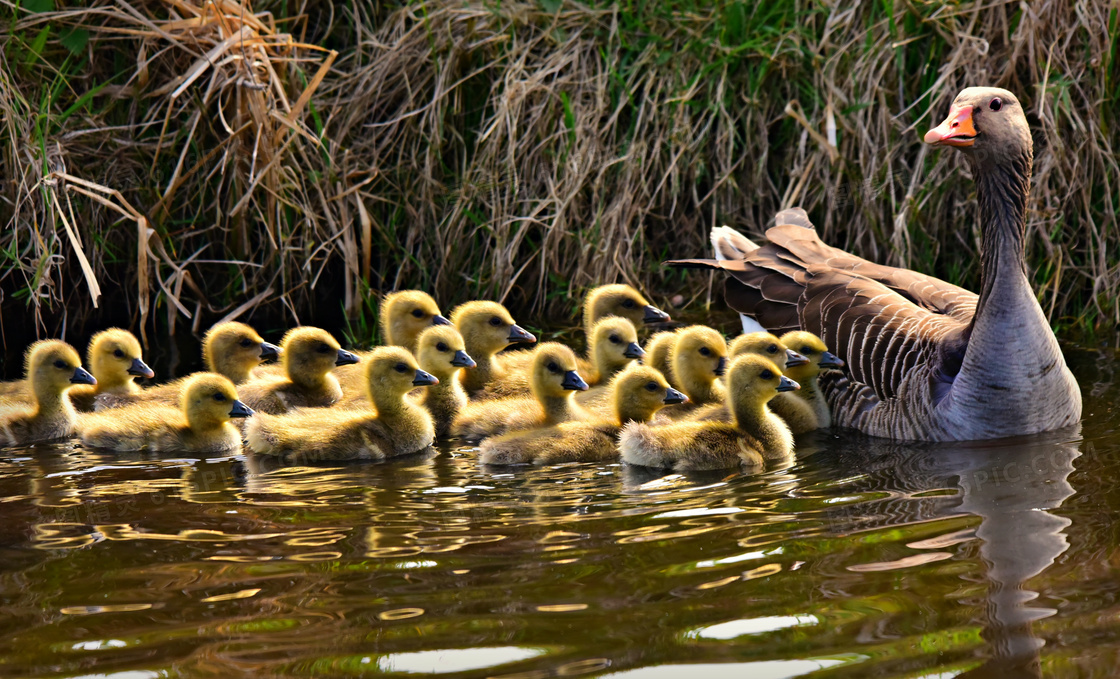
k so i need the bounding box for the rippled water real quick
[2,347,1119,677]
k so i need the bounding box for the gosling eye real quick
[622,299,636,309]
[699,346,712,357]
[113,348,125,358]
[213,392,227,402]
[394,363,409,373]
[767,344,778,354]
[760,369,774,380]
[436,342,449,352]
[316,343,332,354]
[53,360,67,369]
[488,317,502,327]
[411,309,425,318]
[547,362,560,374]
[801,346,814,355]
[239,338,254,348]
[989,97,1002,112]
[645,381,659,392]
[608,335,620,344]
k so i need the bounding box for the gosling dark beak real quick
[508,325,537,344]
[714,356,728,377]
[127,357,155,379]
[819,351,845,369]
[784,350,810,368]
[451,349,476,369]
[663,387,688,405]
[335,349,360,366]
[777,376,800,392]
[70,366,96,385]
[432,314,452,327]
[623,342,646,360]
[259,342,281,361]
[561,370,589,391]
[413,368,439,387]
[228,399,254,418]
[642,305,671,323]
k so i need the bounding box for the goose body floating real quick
[669,87,1081,441]
[0,341,95,446]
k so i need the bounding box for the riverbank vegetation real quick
[2,0,1117,345]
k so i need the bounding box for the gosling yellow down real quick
[0,340,96,446]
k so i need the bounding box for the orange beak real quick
[924,104,977,147]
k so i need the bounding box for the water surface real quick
[1,347,1119,677]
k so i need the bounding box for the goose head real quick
[451,301,536,358]
[779,331,844,383]
[589,317,644,379]
[612,363,687,424]
[924,87,1031,160]
[279,327,359,386]
[671,326,729,393]
[415,325,474,381]
[529,342,588,402]
[727,355,800,412]
[583,284,670,331]
[381,290,450,351]
[364,346,438,402]
[180,373,252,430]
[26,340,95,400]
[204,321,281,384]
[729,331,808,370]
[86,328,153,389]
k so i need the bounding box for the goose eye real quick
[436,342,449,352]
[608,335,620,344]
[645,381,659,392]
[489,317,502,327]
[113,348,125,358]
[547,362,560,373]
[213,392,227,402]
[317,343,332,353]
[989,98,1002,112]
[53,360,66,369]
[239,338,254,348]
[622,299,635,309]
[801,346,813,355]
[411,309,425,318]
[760,369,774,380]
[699,346,711,357]
[394,363,409,373]
[767,344,778,354]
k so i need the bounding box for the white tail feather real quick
[710,225,758,262]
[739,314,767,334]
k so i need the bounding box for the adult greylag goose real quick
[668,87,1081,441]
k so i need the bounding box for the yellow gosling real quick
[574,318,647,414]
[451,301,536,396]
[452,342,590,441]
[777,330,844,429]
[480,364,687,465]
[660,326,728,419]
[237,327,359,414]
[619,355,797,471]
[78,373,251,453]
[643,330,679,385]
[67,329,154,412]
[0,341,95,446]
[729,331,808,369]
[380,290,450,352]
[246,347,437,462]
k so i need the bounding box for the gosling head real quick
[180,373,253,429]
[530,342,588,401]
[380,290,450,351]
[671,326,729,390]
[726,355,800,412]
[611,363,687,424]
[25,340,95,399]
[86,328,154,389]
[779,331,844,382]
[451,301,536,357]
[415,325,475,381]
[363,346,438,402]
[279,327,359,385]
[924,87,1031,166]
[583,284,670,331]
[589,317,644,378]
[204,322,281,383]
[729,332,808,370]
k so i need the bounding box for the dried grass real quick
[1,0,1117,346]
